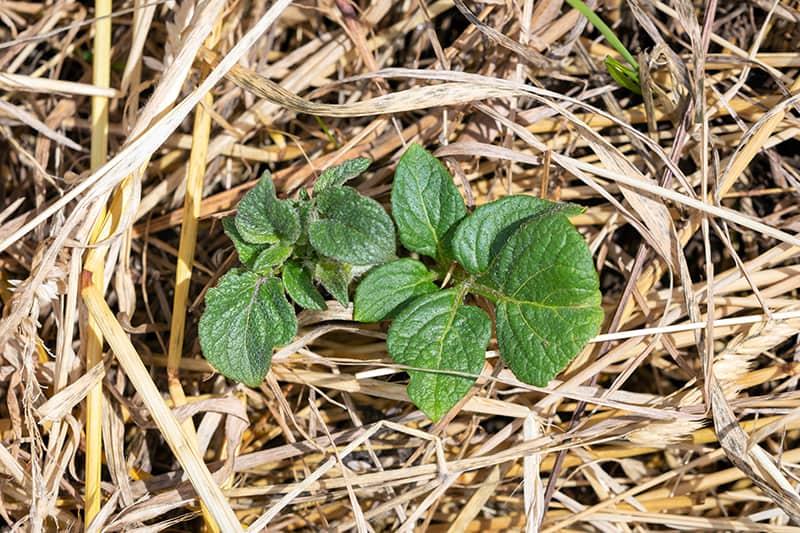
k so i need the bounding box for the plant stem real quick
[448,267,503,303]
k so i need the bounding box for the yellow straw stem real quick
[84,0,111,527]
[167,28,219,412]
[166,19,224,533]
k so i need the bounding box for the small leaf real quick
[198,270,296,387]
[235,177,279,244]
[235,172,300,245]
[605,56,642,95]
[252,244,293,273]
[479,215,603,387]
[266,198,301,244]
[451,195,584,275]
[257,171,301,244]
[387,289,491,421]
[392,144,466,260]
[353,259,438,322]
[283,260,327,311]
[309,186,395,266]
[222,216,266,268]
[315,258,351,306]
[290,198,312,240]
[314,157,371,194]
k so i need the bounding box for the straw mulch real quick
[1,0,800,531]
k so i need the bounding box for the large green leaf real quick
[387,289,491,421]
[391,144,466,260]
[222,216,266,268]
[451,195,584,275]
[309,186,395,265]
[314,157,371,195]
[353,259,438,322]
[198,270,296,387]
[478,215,603,387]
[235,172,300,245]
[283,260,327,311]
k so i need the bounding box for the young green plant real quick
[199,146,604,420]
[564,0,641,94]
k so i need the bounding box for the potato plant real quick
[199,144,603,420]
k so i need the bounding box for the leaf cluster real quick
[199,145,603,420]
[353,145,603,419]
[199,159,394,386]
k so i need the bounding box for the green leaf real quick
[314,157,371,194]
[387,289,491,421]
[309,186,395,266]
[252,244,293,273]
[266,198,301,245]
[222,216,266,268]
[198,270,296,387]
[392,144,466,260]
[290,198,312,240]
[353,259,438,322]
[283,260,327,311]
[479,215,603,387]
[564,0,639,71]
[315,258,351,306]
[257,172,301,244]
[451,196,584,275]
[605,56,641,95]
[235,177,280,244]
[235,172,301,245]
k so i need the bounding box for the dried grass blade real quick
[119,0,157,95]
[524,414,544,531]
[36,361,104,422]
[200,47,519,117]
[720,88,800,194]
[0,72,118,97]
[447,465,505,533]
[0,440,26,484]
[452,0,547,66]
[709,380,800,520]
[0,99,82,151]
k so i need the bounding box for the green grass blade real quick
[564,0,639,70]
